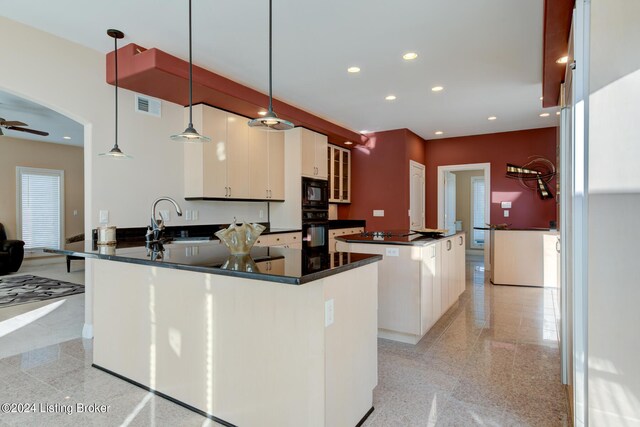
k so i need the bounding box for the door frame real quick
[409,160,426,230]
[469,175,486,250]
[437,163,491,269]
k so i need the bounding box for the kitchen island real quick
[46,241,381,427]
[336,231,465,344]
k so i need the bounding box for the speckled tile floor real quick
[363,256,570,427]
[0,257,569,426]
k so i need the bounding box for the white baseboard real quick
[82,323,94,339]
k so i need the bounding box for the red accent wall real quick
[424,127,558,229]
[338,129,425,230]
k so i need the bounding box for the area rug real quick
[0,275,84,308]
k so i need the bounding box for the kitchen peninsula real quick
[47,241,381,427]
[336,231,465,344]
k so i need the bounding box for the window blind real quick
[472,178,485,246]
[20,171,62,250]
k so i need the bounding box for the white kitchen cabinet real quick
[184,105,251,199]
[439,234,466,312]
[249,129,285,200]
[328,144,351,203]
[254,232,302,248]
[297,127,328,179]
[328,227,364,253]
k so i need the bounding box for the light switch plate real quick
[193,210,198,220]
[501,201,512,209]
[504,210,510,217]
[325,299,334,327]
[99,210,109,224]
[385,247,400,257]
[159,210,170,221]
[373,210,385,217]
[185,210,192,221]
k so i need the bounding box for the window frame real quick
[16,166,65,252]
[470,175,485,250]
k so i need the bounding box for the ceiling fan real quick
[0,117,49,136]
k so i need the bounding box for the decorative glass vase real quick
[215,222,266,255]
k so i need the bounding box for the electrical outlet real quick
[385,247,400,257]
[325,299,335,327]
[159,210,170,221]
[504,210,510,217]
[259,209,264,219]
[73,210,78,216]
[99,210,109,224]
[185,210,192,221]
[373,210,385,217]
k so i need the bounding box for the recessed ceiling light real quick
[403,52,418,60]
[431,86,444,92]
[258,111,267,116]
[347,66,361,73]
[344,141,353,145]
[63,136,71,140]
[488,116,497,121]
[360,130,370,134]
[435,131,444,135]
[556,111,561,115]
[556,56,569,64]
[539,112,550,117]
[385,95,397,101]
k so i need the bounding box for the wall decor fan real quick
[506,156,556,199]
[0,117,50,136]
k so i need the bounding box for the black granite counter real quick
[45,241,380,285]
[336,230,463,246]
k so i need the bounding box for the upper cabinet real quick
[249,129,285,200]
[328,144,351,203]
[184,104,284,201]
[296,127,328,179]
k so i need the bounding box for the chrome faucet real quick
[146,197,183,243]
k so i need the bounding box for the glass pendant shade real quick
[98,145,132,159]
[170,125,211,143]
[248,110,294,131]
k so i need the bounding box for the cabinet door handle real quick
[269,189,272,198]
[447,240,452,251]
[225,187,228,197]
[459,236,463,245]
[228,187,231,197]
[556,239,561,253]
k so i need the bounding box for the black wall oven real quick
[302,178,329,251]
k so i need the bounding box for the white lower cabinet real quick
[336,232,466,344]
[328,227,365,253]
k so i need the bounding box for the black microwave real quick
[302,178,328,209]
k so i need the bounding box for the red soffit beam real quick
[106,43,365,147]
[542,0,574,108]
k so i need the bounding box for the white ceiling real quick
[0,0,559,140]
[0,90,84,146]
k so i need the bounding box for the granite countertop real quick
[328,219,366,229]
[336,230,463,246]
[45,241,381,285]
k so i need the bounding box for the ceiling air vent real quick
[134,94,161,117]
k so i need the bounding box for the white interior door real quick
[409,161,425,229]
[444,171,457,234]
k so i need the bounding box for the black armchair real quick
[0,223,25,275]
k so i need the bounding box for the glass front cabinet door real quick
[327,144,351,203]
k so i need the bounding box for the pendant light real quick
[170,0,211,143]
[248,0,294,131]
[99,29,132,158]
